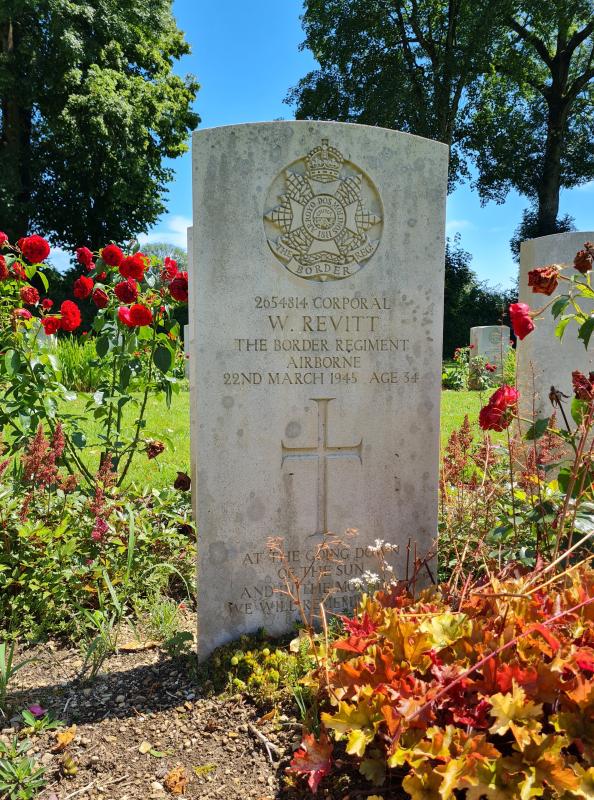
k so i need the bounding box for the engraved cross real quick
[281,398,362,534]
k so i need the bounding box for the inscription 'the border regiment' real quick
[264,140,383,282]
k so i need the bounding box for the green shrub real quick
[56,337,106,392]
[0,471,195,641]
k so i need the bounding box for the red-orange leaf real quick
[288,731,333,794]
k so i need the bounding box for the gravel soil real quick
[3,640,408,800]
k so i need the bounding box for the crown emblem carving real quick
[305,139,344,183]
[264,140,383,282]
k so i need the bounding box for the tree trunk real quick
[0,17,32,240]
[536,100,565,237]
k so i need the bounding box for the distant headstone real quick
[517,231,594,421]
[190,121,448,658]
[469,325,511,375]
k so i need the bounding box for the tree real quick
[142,242,188,270]
[0,1,199,248]
[286,0,507,185]
[465,0,594,240]
[442,236,515,357]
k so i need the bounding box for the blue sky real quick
[141,0,594,290]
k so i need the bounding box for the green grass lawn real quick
[0,387,490,491]
[56,388,490,490]
[60,389,191,490]
[440,388,494,446]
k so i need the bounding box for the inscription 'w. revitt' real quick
[281,398,362,534]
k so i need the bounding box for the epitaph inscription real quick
[192,121,448,658]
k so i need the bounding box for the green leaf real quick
[551,296,570,319]
[571,398,589,425]
[71,431,87,449]
[119,364,132,391]
[95,336,110,358]
[38,270,49,291]
[524,418,549,441]
[555,316,573,339]
[4,349,20,376]
[578,317,594,349]
[153,346,173,373]
[137,326,153,341]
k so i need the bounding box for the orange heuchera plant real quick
[289,567,594,797]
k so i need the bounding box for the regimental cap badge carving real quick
[264,139,383,282]
[305,139,344,182]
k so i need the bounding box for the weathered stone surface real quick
[469,326,511,374]
[190,121,448,658]
[184,324,191,378]
[517,232,594,422]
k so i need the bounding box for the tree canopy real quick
[286,0,502,188]
[288,0,594,240]
[443,236,515,358]
[0,0,199,249]
[465,0,594,241]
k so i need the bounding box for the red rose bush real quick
[0,234,188,486]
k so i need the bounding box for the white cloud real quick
[139,214,193,250]
[446,218,472,233]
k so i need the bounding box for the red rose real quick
[41,316,61,335]
[509,302,535,340]
[19,285,40,305]
[0,256,8,281]
[574,243,594,274]
[73,275,94,299]
[169,271,188,302]
[114,279,139,304]
[76,247,94,270]
[13,308,32,320]
[92,288,109,308]
[21,235,50,263]
[162,257,178,282]
[129,303,153,327]
[118,306,133,326]
[489,384,519,410]
[97,271,107,281]
[101,244,124,267]
[11,263,27,281]
[119,252,147,281]
[60,300,81,332]
[41,298,54,310]
[479,384,519,432]
[528,265,560,296]
[485,363,497,373]
[0,232,7,247]
[146,440,165,459]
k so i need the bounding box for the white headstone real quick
[469,325,511,374]
[190,121,448,658]
[517,232,594,421]
[187,227,198,505]
[184,323,191,378]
